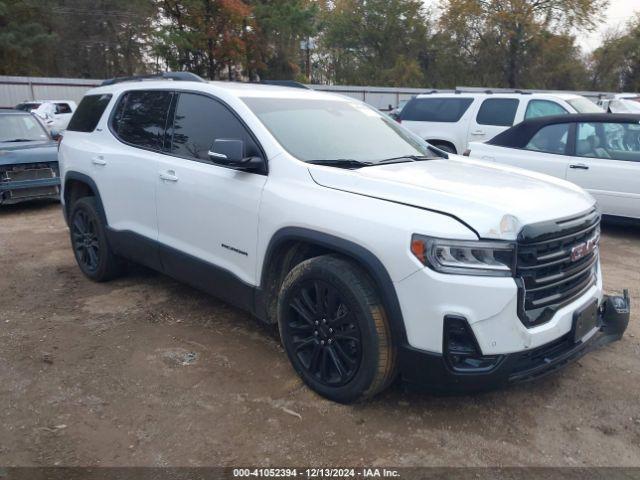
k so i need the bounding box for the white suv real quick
[59,73,629,403]
[399,92,603,154]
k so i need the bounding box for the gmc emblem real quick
[571,237,598,262]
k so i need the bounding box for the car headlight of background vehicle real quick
[411,235,515,277]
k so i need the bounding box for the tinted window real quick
[476,98,519,126]
[576,122,640,162]
[55,103,73,114]
[15,103,41,112]
[111,91,172,150]
[170,93,260,161]
[400,97,474,122]
[525,123,570,154]
[67,94,112,132]
[525,100,568,120]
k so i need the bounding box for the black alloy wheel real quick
[277,255,396,403]
[287,279,362,386]
[71,209,100,272]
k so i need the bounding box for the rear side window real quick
[476,98,519,126]
[55,103,73,114]
[170,92,261,161]
[401,98,473,122]
[525,123,570,154]
[524,100,568,120]
[111,91,172,150]
[67,94,112,132]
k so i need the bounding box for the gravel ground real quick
[0,201,639,467]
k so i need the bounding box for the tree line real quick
[1,0,638,92]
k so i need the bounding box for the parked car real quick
[388,98,411,120]
[0,109,61,205]
[399,92,603,154]
[465,113,640,220]
[598,97,640,114]
[59,73,630,403]
[15,100,77,130]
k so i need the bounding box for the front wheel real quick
[277,255,396,403]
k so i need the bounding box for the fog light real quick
[444,315,503,372]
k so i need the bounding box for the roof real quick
[87,79,349,102]
[489,113,640,148]
[415,91,583,100]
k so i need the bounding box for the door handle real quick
[92,156,106,166]
[471,130,485,136]
[569,163,589,170]
[159,170,179,182]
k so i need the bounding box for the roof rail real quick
[260,80,310,89]
[100,72,205,87]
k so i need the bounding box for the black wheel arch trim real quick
[62,171,108,226]
[259,227,409,346]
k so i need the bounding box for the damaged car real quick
[0,109,61,205]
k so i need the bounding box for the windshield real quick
[242,97,431,162]
[0,114,49,142]
[567,97,603,114]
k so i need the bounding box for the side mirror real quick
[50,129,61,141]
[208,139,264,172]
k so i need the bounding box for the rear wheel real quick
[69,197,124,282]
[277,255,396,403]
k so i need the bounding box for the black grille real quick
[515,208,600,327]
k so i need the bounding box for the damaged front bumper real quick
[0,164,60,204]
[398,291,631,393]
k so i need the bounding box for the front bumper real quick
[0,175,60,204]
[398,293,630,393]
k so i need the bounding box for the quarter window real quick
[55,103,73,114]
[476,98,519,126]
[524,100,568,120]
[111,90,173,150]
[400,98,474,122]
[576,122,640,162]
[525,123,570,154]
[170,93,260,161]
[67,94,112,132]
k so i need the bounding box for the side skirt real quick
[106,228,257,316]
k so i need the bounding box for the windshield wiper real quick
[1,138,35,143]
[307,159,374,169]
[376,154,436,164]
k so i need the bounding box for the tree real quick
[590,14,640,92]
[251,0,318,81]
[154,0,254,80]
[320,0,431,86]
[0,0,55,76]
[439,0,608,88]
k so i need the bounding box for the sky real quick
[423,0,640,53]
[581,0,640,51]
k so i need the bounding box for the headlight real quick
[411,235,515,277]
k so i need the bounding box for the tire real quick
[69,196,124,282]
[431,142,456,154]
[277,255,396,403]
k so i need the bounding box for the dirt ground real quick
[0,201,639,468]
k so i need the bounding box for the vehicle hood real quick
[0,141,58,166]
[308,156,596,240]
